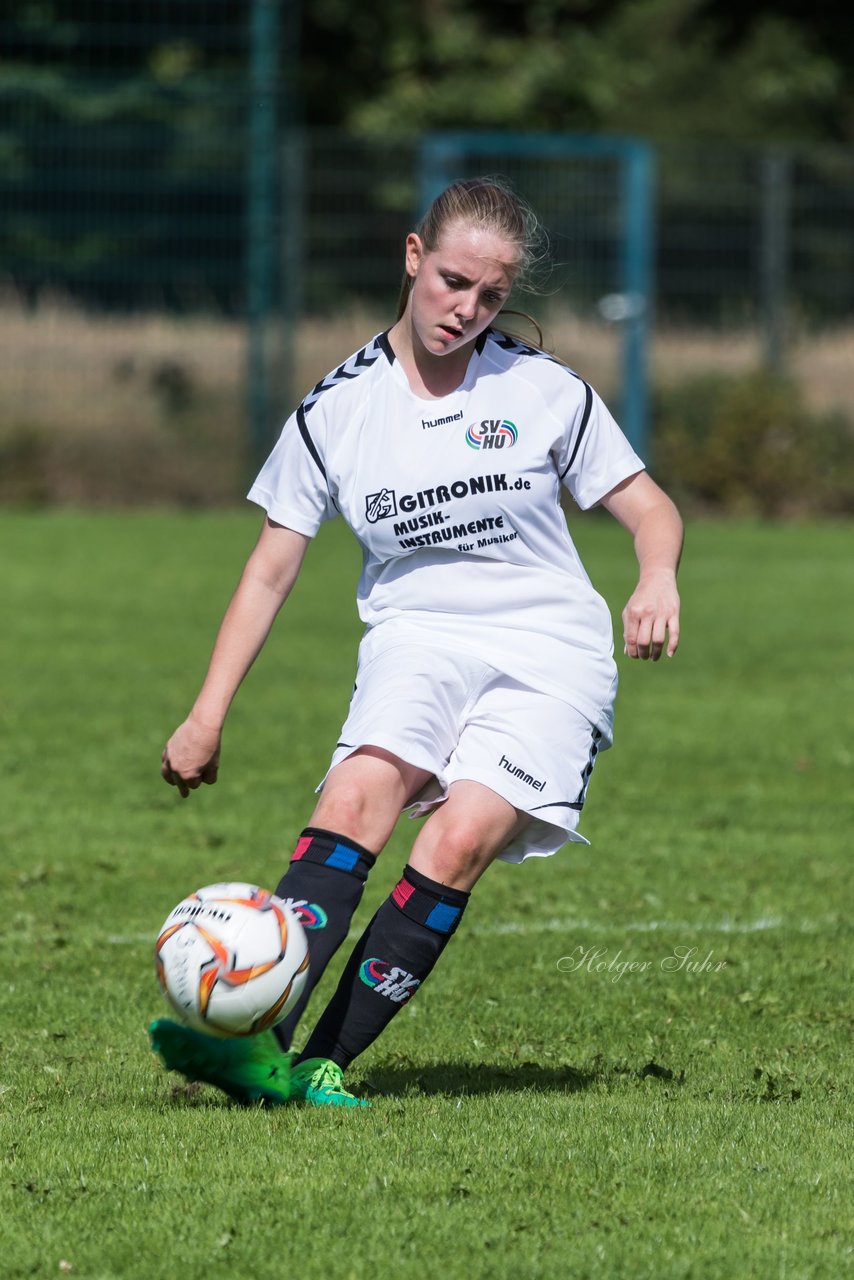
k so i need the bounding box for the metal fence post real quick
[247,0,280,470]
[760,148,791,374]
[620,141,655,463]
[277,128,304,422]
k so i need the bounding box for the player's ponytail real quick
[396,177,548,323]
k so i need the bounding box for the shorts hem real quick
[319,736,444,792]
[406,767,591,864]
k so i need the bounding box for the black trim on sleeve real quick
[296,403,328,481]
[560,381,593,480]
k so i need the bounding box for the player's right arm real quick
[161,518,311,797]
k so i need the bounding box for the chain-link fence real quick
[1,3,251,309]
[7,121,854,328]
[657,142,854,332]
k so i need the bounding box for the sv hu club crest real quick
[465,419,518,450]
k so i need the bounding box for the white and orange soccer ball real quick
[155,883,309,1037]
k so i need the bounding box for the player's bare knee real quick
[421,822,496,887]
[310,781,374,847]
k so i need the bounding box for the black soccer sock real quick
[297,864,470,1070]
[272,827,376,1051]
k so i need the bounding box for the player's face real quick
[405,221,519,357]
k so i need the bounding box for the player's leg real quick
[274,645,486,1059]
[290,781,526,1105]
[149,747,431,1105]
[406,778,530,890]
[272,746,432,1049]
[289,679,609,1106]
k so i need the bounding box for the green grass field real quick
[1,511,851,1280]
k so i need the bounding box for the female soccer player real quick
[152,177,683,1107]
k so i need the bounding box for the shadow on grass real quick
[363,1060,598,1098]
[157,1054,681,1107]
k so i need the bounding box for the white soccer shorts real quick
[322,641,611,863]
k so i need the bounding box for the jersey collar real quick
[376,330,396,364]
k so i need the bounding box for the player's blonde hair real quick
[396,176,548,345]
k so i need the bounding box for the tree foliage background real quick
[2,0,852,145]
[304,0,850,146]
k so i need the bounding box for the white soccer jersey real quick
[248,329,644,734]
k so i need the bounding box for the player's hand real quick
[161,714,222,798]
[622,569,681,661]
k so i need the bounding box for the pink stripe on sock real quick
[292,835,313,861]
[392,878,415,909]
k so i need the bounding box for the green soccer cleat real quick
[289,1057,371,1108]
[149,1018,294,1107]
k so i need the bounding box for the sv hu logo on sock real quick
[280,897,328,930]
[359,958,421,1004]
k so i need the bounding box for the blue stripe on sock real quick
[326,844,361,872]
[425,902,461,934]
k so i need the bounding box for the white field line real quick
[109,913,830,947]
[470,915,787,938]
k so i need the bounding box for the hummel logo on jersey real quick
[359,958,421,1003]
[422,409,463,430]
[466,419,518,450]
[365,489,397,522]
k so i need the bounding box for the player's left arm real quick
[601,471,684,661]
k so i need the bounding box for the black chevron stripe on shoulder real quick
[299,334,384,421]
[491,330,532,354]
[293,334,386,483]
[486,328,560,364]
[354,345,381,368]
